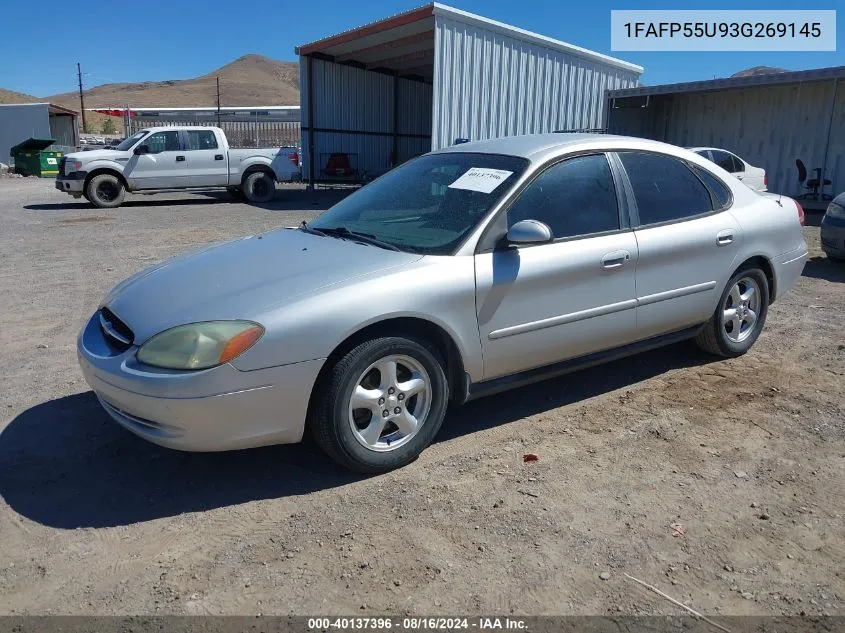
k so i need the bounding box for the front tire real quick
[242,171,275,203]
[310,337,450,473]
[86,174,125,209]
[695,266,769,357]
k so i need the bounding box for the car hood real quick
[104,228,422,343]
[69,149,127,162]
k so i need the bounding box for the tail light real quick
[289,151,299,166]
[764,173,768,189]
[795,200,805,226]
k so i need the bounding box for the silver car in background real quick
[78,134,808,472]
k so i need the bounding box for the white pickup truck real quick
[56,126,300,208]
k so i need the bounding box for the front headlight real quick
[826,201,845,219]
[136,321,264,370]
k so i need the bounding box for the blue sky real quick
[0,0,841,96]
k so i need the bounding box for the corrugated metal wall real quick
[0,104,51,165]
[607,79,844,197]
[431,14,640,150]
[300,57,433,181]
[49,114,77,155]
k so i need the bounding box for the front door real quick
[474,153,639,380]
[124,130,185,189]
[183,129,229,186]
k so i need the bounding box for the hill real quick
[45,55,299,111]
[731,66,787,78]
[0,88,41,104]
[1,55,300,133]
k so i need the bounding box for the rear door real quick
[182,129,229,186]
[124,130,185,189]
[617,151,740,339]
[474,153,639,380]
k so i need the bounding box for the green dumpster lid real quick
[10,138,56,154]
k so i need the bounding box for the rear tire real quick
[86,174,125,209]
[310,337,449,473]
[695,266,769,358]
[242,171,275,203]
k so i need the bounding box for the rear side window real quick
[691,165,732,209]
[507,153,620,239]
[710,150,740,173]
[187,130,218,150]
[619,151,714,225]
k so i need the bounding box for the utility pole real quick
[77,62,87,133]
[216,76,221,127]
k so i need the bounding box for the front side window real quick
[506,154,620,239]
[187,130,218,150]
[144,131,181,154]
[310,152,528,255]
[619,151,714,225]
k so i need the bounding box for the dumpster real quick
[10,138,63,177]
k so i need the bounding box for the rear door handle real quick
[175,155,186,162]
[214,154,224,160]
[601,250,630,269]
[716,230,734,246]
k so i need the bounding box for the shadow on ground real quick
[23,188,352,213]
[802,255,845,283]
[0,342,711,530]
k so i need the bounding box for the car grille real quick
[99,307,134,351]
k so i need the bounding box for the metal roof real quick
[295,2,642,79]
[609,65,845,98]
[0,102,78,115]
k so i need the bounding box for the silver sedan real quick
[78,134,808,472]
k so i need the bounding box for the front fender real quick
[231,256,484,381]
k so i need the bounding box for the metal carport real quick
[296,3,642,185]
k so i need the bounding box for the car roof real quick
[139,126,220,132]
[433,133,692,162]
[687,146,734,153]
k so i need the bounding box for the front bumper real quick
[77,311,325,451]
[820,215,845,259]
[56,171,86,194]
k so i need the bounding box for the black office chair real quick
[796,158,832,200]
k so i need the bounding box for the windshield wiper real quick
[298,220,328,237]
[317,226,401,252]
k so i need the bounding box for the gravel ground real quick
[0,178,843,616]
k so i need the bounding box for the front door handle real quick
[601,250,631,269]
[716,230,734,246]
[214,154,224,160]
[175,155,186,162]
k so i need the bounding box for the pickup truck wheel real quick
[86,174,125,209]
[243,171,275,203]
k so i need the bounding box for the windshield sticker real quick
[448,168,514,194]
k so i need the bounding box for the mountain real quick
[1,55,300,133]
[45,54,300,110]
[731,66,787,78]
[0,88,41,104]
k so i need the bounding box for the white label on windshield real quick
[448,167,513,194]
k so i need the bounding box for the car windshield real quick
[116,131,148,151]
[309,152,528,255]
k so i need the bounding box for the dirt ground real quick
[0,178,843,617]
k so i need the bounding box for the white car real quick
[689,147,767,191]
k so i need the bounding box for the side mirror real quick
[134,144,149,155]
[507,219,553,245]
